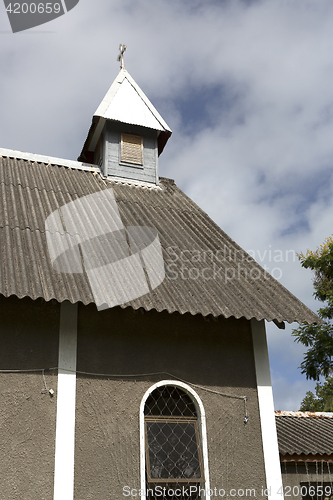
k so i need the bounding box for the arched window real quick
[140,381,210,500]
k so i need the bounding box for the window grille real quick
[121,133,143,165]
[300,482,333,500]
[144,386,205,500]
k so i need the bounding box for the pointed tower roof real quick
[96,68,171,132]
[79,69,172,163]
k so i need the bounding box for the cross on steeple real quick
[117,44,127,69]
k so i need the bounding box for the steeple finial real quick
[117,44,127,69]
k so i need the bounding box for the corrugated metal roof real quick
[0,152,320,323]
[275,412,333,456]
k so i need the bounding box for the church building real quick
[0,48,319,500]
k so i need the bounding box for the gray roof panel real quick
[0,153,320,323]
[275,413,333,456]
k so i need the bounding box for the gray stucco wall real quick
[105,122,158,183]
[0,295,59,500]
[74,303,267,500]
[0,296,268,500]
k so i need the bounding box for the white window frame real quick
[140,380,211,500]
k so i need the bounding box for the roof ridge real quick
[275,411,333,418]
[0,147,100,173]
[0,149,163,189]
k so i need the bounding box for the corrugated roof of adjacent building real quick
[0,149,320,324]
[275,412,333,456]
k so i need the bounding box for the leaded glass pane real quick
[144,386,197,417]
[146,418,203,481]
[144,385,204,492]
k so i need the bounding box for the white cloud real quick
[1,0,333,408]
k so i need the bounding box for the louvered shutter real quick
[121,133,143,165]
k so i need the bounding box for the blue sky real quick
[1,0,333,409]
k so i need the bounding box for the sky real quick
[1,0,333,410]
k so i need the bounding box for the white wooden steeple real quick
[79,61,172,185]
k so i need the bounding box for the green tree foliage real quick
[292,237,333,380]
[299,376,333,411]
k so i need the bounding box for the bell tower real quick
[78,46,172,185]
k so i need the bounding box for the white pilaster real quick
[54,301,78,500]
[251,319,284,500]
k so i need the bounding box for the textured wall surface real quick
[74,304,267,499]
[106,121,158,183]
[0,295,268,500]
[0,295,59,500]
